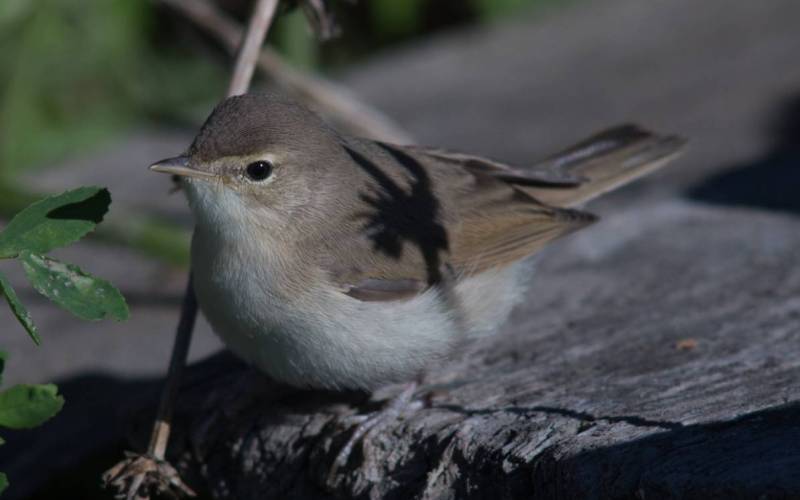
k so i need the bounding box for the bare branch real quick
[104,1,280,498]
[159,0,413,144]
[148,276,198,461]
[227,0,280,96]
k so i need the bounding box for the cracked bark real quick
[168,201,800,499]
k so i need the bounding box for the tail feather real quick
[521,124,687,207]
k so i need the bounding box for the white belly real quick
[191,228,526,390]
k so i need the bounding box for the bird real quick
[150,90,684,422]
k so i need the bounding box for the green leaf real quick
[0,384,63,429]
[0,187,110,258]
[0,272,40,345]
[19,252,128,321]
[0,471,7,494]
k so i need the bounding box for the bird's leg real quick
[328,267,460,481]
[328,380,424,480]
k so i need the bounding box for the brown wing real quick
[328,141,596,300]
[402,145,586,187]
[449,186,596,276]
[406,124,687,208]
[330,128,683,301]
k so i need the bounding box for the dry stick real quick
[106,1,280,498]
[149,0,279,462]
[227,0,279,97]
[158,0,413,144]
[147,276,198,461]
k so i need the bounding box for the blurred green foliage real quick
[0,0,552,264]
[272,7,319,70]
[368,0,426,41]
[0,0,549,175]
[0,0,226,177]
[315,0,551,66]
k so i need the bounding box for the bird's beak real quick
[149,156,216,180]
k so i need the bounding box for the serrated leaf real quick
[0,383,63,429]
[0,187,110,258]
[0,272,40,345]
[19,252,128,321]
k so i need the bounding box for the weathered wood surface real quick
[171,199,800,499]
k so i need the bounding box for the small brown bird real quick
[151,92,685,392]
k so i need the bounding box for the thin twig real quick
[147,275,198,460]
[227,0,280,96]
[103,1,280,498]
[158,0,413,144]
[151,0,280,462]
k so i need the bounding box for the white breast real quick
[186,183,527,390]
[192,229,526,390]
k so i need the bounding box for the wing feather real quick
[325,127,682,302]
[404,124,686,208]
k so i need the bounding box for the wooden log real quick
[171,200,800,499]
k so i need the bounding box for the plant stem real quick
[148,274,197,459]
[227,0,280,97]
[158,0,413,144]
[146,0,280,465]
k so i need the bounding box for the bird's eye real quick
[245,160,273,181]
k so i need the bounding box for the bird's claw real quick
[327,382,422,482]
[102,452,196,500]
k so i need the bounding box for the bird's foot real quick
[102,452,196,500]
[327,382,423,480]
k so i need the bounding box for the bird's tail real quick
[521,125,687,208]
